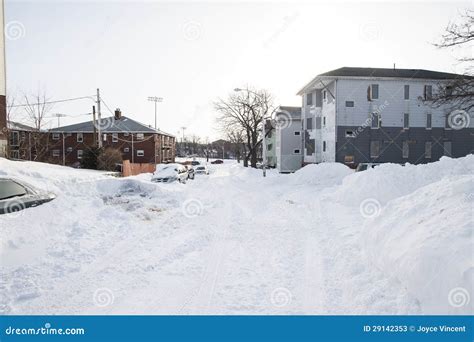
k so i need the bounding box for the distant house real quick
[264,119,276,168]
[298,67,474,166]
[275,106,303,173]
[7,121,36,160]
[45,109,175,167]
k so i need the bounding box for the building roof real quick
[298,67,470,95]
[8,121,36,131]
[49,116,175,137]
[277,106,301,119]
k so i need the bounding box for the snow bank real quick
[290,163,352,187]
[360,158,473,314]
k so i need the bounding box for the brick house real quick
[10,109,175,167]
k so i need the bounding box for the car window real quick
[197,167,205,170]
[0,180,28,200]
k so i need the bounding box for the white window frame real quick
[52,133,60,140]
[371,112,380,129]
[425,142,432,159]
[66,147,73,153]
[403,113,410,130]
[404,85,410,100]
[77,150,83,159]
[10,131,19,146]
[345,101,354,107]
[426,113,432,130]
[402,141,409,159]
[345,130,356,138]
[112,133,118,142]
[137,150,145,157]
[124,147,130,153]
[370,84,379,100]
[52,149,60,157]
[77,133,83,142]
[136,133,144,140]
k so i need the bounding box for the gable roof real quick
[298,67,470,95]
[8,121,36,131]
[277,106,301,119]
[49,116,174,137]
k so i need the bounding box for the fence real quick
[122,160,155,177]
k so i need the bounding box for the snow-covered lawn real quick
[0,156,472,315]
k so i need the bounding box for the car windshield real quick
[0,180,28,200]
[196,167,205,170]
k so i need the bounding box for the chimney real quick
[393,63,396,70]
[114,108,122,120]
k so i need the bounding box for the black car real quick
[191,161,200,166]
[0,178,56,215]
[211,159,224,164]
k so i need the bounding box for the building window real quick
[267,144,272,151]
[445,114,452,130]
[402,141,409,158]
[294,131,301,136]
[124,147,130,153]
[9,131,19,146]
[323,90,327,101]
[443,141,452,156]
[136,133,144,140]
[371,112,380,129]
[426,113,432,129]
[293,149,300,154]
[306,118,313,130]
[103,134,107,141]
[345,130,355,138]
[345,101,354,107]
[323,117,326,127]
[425,142,432,158]
[10,150,19,159]
[77,133,83,142]
[77,150,83,159]
[315,117,322,129]
[124,132,129,137]
[403,113,410,129]
[52,149,60,157]
[323,141,326,152]
[306,93,313,106]
[52,133,60,140]
[424,85,433,100]
[404,85,410,100]
[370,141,380,158]
[112,133,118,142]
[67,147,73,153]
[344,155,354,164]
[137,150,144,157]
[368,84,379,101]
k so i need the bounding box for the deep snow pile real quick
[0,156,472,315]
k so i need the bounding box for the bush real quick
[81,147,102,170]
[97,147,123,171]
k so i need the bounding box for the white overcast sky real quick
[6,0,472,140]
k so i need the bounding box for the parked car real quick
[191,161,200,166]
[195,165,209,175]
[355,163,381,172]
[152,163,188,183]
[0,178,56,215]
[211,159,224,164]
[185,165,195,180]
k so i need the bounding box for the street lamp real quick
[147,96,163,130]
[234,87,266,177]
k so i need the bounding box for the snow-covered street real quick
[0,156,472,315]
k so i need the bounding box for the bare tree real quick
[429,10,474,113]
[6,93,16,124]
[215,87,274,168]
[227,129,245,163]
[22,88,54,131]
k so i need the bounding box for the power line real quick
[8,95,96,108]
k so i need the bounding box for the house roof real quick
[277,106,301,119]
[8,121,36,131]
[49,116,175,137]
[297,67,470,95]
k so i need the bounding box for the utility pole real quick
[54,113,67,127]
[97,88,102,148]
[181,126,186,156]
[92,105,97,147]
[62,133,65,166]
[147,96,163,130]
[262,121,266,177]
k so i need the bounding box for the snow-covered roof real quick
[7,121,35,131]
[49,116,175,137]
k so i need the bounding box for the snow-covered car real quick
[151,164,188,183]
[0,178,56,215]
[355,163,382,172]
[185,165,195,180]
[195,165,209,175]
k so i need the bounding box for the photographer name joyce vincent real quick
[363,325,467,334]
